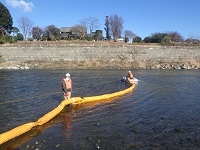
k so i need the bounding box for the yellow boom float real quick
[0,84,135,145]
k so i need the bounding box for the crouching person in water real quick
[62,73,72,99]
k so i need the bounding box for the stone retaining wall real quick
[1,45,200,61]
[0,45,200,69]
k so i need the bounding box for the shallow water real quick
[0,69,200,150]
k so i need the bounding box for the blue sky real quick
[1,0,200,39]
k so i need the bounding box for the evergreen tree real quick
[0,2,13,35]
[17,33,24,41]
[104,16,110,40]
[133,36,142,43]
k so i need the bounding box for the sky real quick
[1,0,200,39]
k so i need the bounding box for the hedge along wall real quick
[0,45,200,62]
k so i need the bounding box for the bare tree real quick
[32,26,42,40]
[167,31,183,42]
[124,30,136,43]
[17,16,34,40]
[109,15,124,40]
[79,17,100,34]
[72,24,87,38]
[187,34,200,40]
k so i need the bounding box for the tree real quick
[143,36,151,43]
[143,32,167,43]
[32,26,42,40]
[151,32,167,43]
[0,2,13,35]
[94,30,103,41]
[109,15,124,40]
[167,31,183,42]
[125,37,129,43]
[124,30,136,43]
[17,33,24,41]
[11,27,20,36]
[10,26,20,42]
[133,36,142,43]
[53,28,60,40]
[71,24,87,39]
[80,17,100,35]
[185,38,200,44]
[161,35,171,45]
[41,34,47,41]
[45,25,60,41]
[17,17,34,40]
[104,16,111,40]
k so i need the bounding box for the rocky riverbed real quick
[0,60,199,70]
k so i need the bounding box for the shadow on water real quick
[1,69,200,150]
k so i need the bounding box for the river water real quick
[0,69,200,150]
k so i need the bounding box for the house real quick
[116,37,125,42]
[60,27,86,39]
[60,27,71,38]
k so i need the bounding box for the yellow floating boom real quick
[0,84,135,145]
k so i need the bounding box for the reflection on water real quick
[0,69,200,150]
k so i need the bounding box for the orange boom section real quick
[0,85,135,145]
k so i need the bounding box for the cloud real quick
[5,0,35,12]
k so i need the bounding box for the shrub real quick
[27,37,34,41]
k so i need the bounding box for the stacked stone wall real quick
[0,45,199,61]
[0,45,200,69]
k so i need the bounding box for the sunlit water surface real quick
[0,69,200,150]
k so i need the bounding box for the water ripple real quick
[1,69,200,150]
